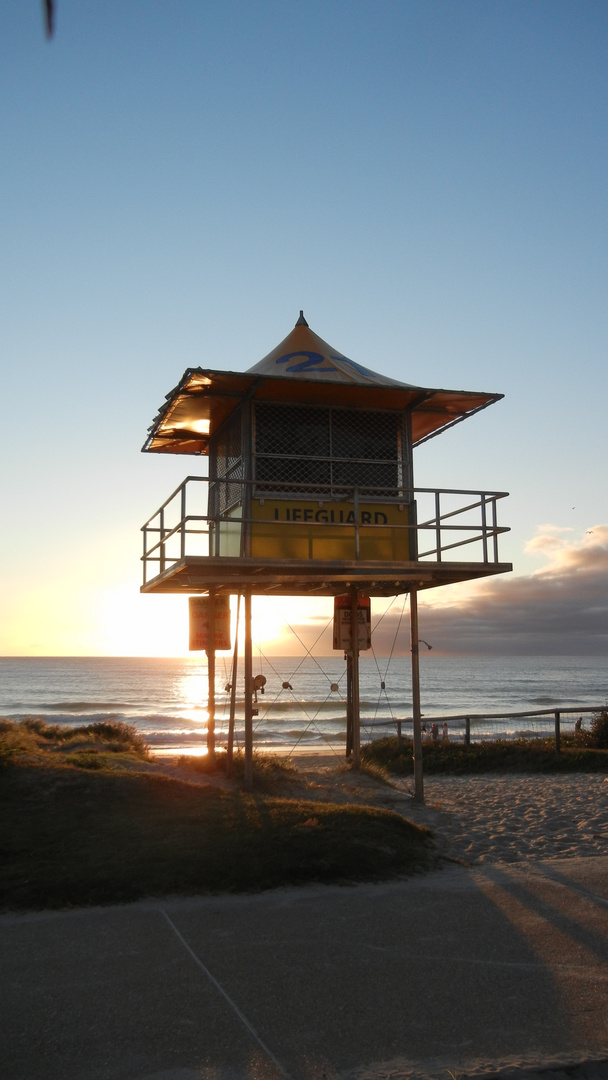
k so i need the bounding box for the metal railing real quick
[364,706,604,755]
[141,476,509,585]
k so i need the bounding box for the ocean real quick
[0,655,606,756]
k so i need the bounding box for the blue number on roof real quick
[330,355,374,378]
[276,351,333,373]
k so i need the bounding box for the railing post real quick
[159,508,166,573]
[554,710,561,755]
[180,483,186,560]
[481,495,488,563]
[491,498,499,562]
[142,525,148,585]
[465,717,471,748]
[435,491,441,561]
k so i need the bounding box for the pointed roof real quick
[246,311,415,388]
[142,313,503,455]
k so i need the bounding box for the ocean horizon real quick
[0,654,605,756]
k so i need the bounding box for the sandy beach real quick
[399,772,608,865]
[156,753,608,868]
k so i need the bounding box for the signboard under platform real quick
[333,594,371,652]
[189,595,231,652]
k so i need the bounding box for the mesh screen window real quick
[254,402,403,497]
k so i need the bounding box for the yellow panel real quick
[250,500,411,560]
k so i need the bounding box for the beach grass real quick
[362,725,608,775]
[0,716,151,765]
[0,721,434,910]
[175,748,299,791]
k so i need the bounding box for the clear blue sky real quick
[1,1,607,655]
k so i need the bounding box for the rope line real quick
[369,593,408,722]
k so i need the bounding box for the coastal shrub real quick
[361,734,608,774]
[0,721,39,761]
[0,718,150,766]
[590,709,608,749]
[81,720,150,758]
[23,718,66,739]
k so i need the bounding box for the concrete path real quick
[2,856,608,1080]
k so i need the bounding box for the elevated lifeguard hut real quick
[141,313,511,798]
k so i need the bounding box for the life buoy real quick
[253,674,266,694]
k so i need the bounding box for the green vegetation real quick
[0,720,434,910]
[176,748,299,791]
[586,708,608,749]
[0,716,150,768]
[362,717,608,776]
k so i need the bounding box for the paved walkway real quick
[2,855,608,1080]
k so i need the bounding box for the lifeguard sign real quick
[333,594,371,652]
[250,498,409,561]
[189,595,231,652]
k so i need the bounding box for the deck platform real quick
[140,555,513,597]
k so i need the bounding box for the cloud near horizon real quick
[408,524,608,656]
[288,526,608,657]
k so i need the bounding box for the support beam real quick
[410,587,424,804]
[206,587,216,760]
[350,585,361,768]
[244,589,253,790]
[226,593,240,777]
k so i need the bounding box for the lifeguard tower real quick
[141,313,511,798]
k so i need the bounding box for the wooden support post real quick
[350,586,360,768]
[206,587,216,761]
[554,710,561,756]
[410,587,424,804]
[244,589,253,790]
[346,653,353,757]
[226,593,240,777]
[464,717,471,749]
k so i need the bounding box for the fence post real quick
[554,710,561,755]
[397,721,402,748]
[464,717,471,749]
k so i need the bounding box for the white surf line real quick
[160,909,294,1080]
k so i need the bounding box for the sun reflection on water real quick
[176,670,210,723]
